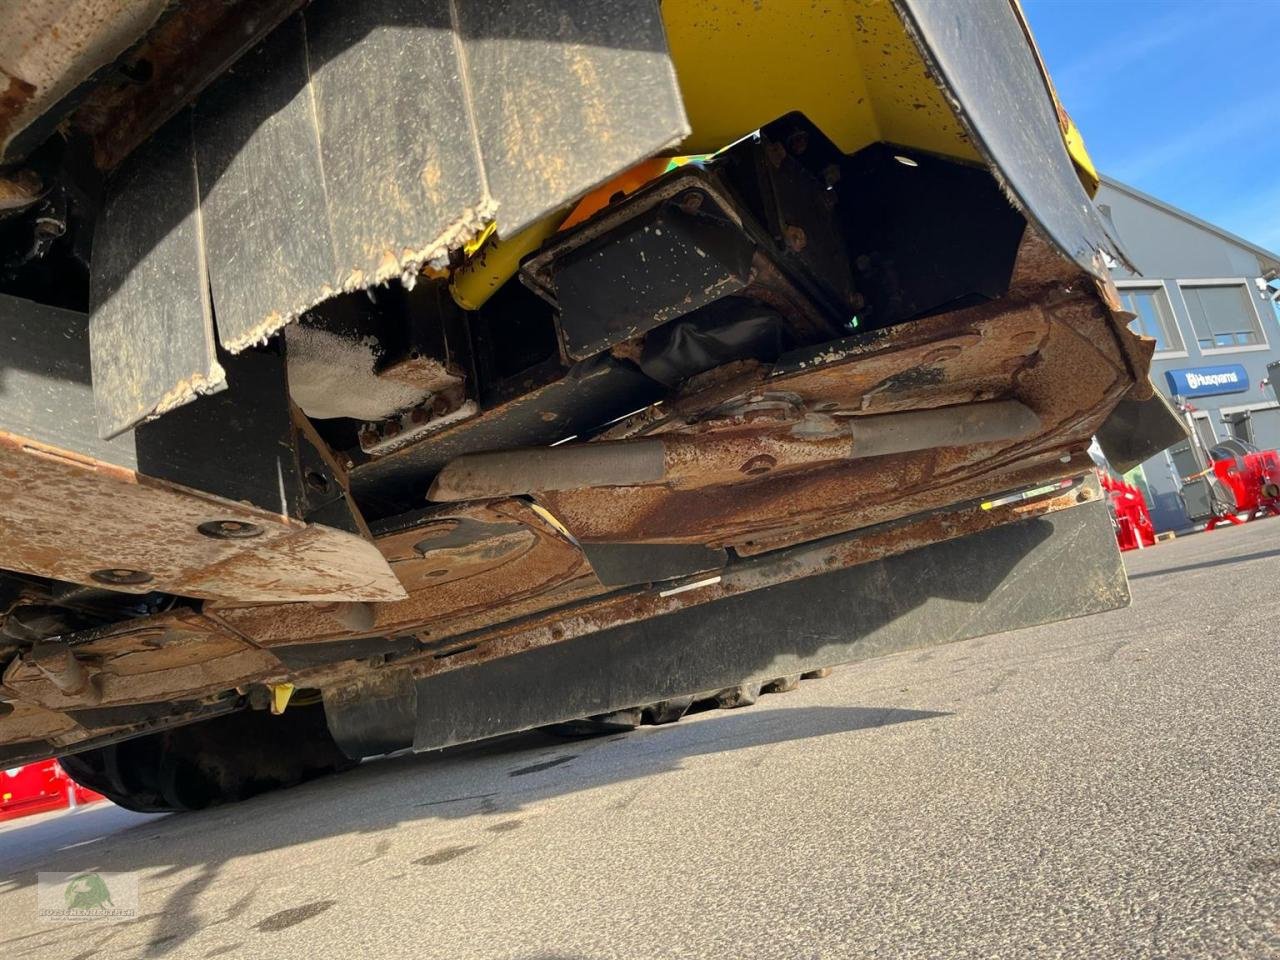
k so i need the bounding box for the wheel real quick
[60,702,356,812]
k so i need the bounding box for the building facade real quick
[1096,177,1280,532]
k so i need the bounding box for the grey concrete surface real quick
[0,520,1277,959]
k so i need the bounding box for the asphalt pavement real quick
[0,519,1277,959]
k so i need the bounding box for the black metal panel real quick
[893,0,1121,277]
[410,500,1127,751]
[838,142,1027,329]
[324,668,418,759]
[132,349,302,516]
[553,193,756,359]
[1096,392,1189,474]
[580,542,728,588]
[194,14,337,353]
[0,293,336,519]
[89,111,223,439]
[0,293,137,468]
[456,0,688,237]
[716,113,858,316]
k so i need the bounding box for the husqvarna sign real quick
[1164,364,1250,398]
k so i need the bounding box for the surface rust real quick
[534,230,1142,552]
[399,477,1099,683]
[69,0,306,170]
[208,499,597,648]
[0,431,405,602]
[1,609,283,711]
[0,223,1152,755]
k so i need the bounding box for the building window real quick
[1179,282,1265,351]
[1117,285,1182,353]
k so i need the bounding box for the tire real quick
[60,703,356,813]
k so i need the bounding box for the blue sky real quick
[1024,0,1280,255]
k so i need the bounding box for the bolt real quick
[197,519,265,540]
[359,426,380,447]
[410,406,430,424]
[784,225,807,252]
[741,454,777,476]
[382,420,402,438]
[679,191,703,214]
[431,394,452,416]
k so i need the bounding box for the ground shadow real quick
[1126,545,1280,581]
[0,703,947,957]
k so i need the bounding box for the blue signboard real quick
[1164,364,1250,398]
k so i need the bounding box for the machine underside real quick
[0,0,1179,803]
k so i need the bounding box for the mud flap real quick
[398,497,1126,754]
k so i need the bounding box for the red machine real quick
[1098,471,1156,551]
[0,760,105,822]
[1205,444,1280,529]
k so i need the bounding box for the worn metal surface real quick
[88,111,223,439]
[207,499,594,650]
[892,0,1123,277]
[406,496,1125,752]
[350,356,662,519]
[0,473,1096,759]
[0,430,405,602]
[1,610,281,711]
[0,0,166,161]
[1095,392,1189,474]
[401,476,1094,683]
[86,0,687,428]
[531,232,1143,551]
[428,400,1039,502]
[4,0,303,167]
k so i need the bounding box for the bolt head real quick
[197,520,265,540]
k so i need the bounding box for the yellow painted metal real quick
[449,213,566,311]
[269,682,294,716]
[661,0,978,161]
[1061,116,1100,196]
